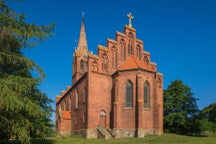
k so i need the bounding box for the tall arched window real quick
[92,61,98,72]
[144,81,150,108]
[75,89,79,109]
[136,45,142,60]
[83,86,86,103]
[128,32,134,55]
[102,53,108,72]
[112,46,117,68]
[125,81,133,107]
[80,60,84,73]
[143,56,149,65]
[120,39,126,60]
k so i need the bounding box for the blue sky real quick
[9,0,216,111]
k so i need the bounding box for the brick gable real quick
[56,14,163,138]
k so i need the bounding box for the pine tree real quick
[0,0,55,143]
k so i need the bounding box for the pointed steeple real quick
[72,14,88,84]
[77,17,88,55]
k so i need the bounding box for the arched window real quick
[125,81,133,107]
[136,44,142,59]
[92,61,99,72]
[120,39,126,60]
[80,60,84,73]
[144,81,150,108]
[83,86,86,103]
[128,32,134,55]
[143,56,149,65]
[112,46,117,68]
[75,89,79,109]
[100,110,106,116]
[102,53,108,72]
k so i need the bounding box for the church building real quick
[56,13,163,138]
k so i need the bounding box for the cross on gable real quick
[127,12,134,27]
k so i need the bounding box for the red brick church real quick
[56,13,163,138]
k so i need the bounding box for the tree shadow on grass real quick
[0,138,55,144]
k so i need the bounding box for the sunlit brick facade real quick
[56,15,163,138]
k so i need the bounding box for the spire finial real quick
[82,12,85,19]
[127,12,134,27]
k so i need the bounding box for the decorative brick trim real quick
[124,25,136,32]
[107,38,117,44]
[98,45,108,51]
[136,39,143,44]
[116,31,126,38]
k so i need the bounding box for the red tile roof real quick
[62,110,71,120]
[118,56,155,72]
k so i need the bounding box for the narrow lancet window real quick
[102,53,108,72]
[136,45,141,59]
[112,46,117,68]
[144,81,150,108]
[125,81,133,107]
[128,32,134,55]
[80,60,84,73]
[120,39,126,60]
[75,89,79,109]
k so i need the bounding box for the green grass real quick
[46,133,216,144]
[3,133,216,144]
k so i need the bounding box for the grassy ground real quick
[3,133,216,144]
[44,133,216,144]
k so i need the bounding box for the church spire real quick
[77,13,88,54]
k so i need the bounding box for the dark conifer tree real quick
[0,0,55,143]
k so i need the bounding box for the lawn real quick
[3,133,216,144]
[39,133,216,144]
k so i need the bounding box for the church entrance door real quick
[99,110,106,128]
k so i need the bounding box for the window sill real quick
[124,107,133,109]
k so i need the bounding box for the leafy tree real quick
[163,79,200,135]
[0,0,55,143]
[199,103,216,136]
[200,103,216,123]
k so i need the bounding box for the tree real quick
[0,0,55,143]
[163,79,200,135]
[200,103,216,123]
[199,103,216,136]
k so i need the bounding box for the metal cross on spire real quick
[82,12,85,19]
[127,12,134,27]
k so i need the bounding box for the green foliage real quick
[200,103,216,123]
[0,0,55,143]
[163,79,200,135]
[199,103,216,136]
